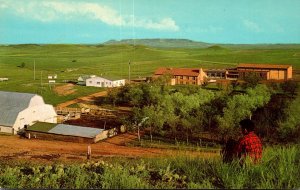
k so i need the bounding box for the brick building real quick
[153,67,207,85]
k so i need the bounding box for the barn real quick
[25,122,117,143]
[0,91,57,134]
[86,76,125,88]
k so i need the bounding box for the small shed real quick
[25,122,117,143]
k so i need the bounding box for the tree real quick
[243,72,261,88]
[217,85,272,138]
[106,88,120,106]
[277,94,300,142]
[142,105,166,142]
[280,80,298,97]
[125,87,144,107]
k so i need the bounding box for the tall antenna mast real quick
[128,60,131,84]
[34,59,36,80]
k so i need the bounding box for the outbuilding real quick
[25,122,117,143]
[86,76,125,88]
[0,91,57,134]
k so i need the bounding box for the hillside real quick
[103,39,211,48]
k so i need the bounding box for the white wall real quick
[112,80,125,87]
[86,77,125,88]
[0,125,13,134]
[13,104,57,134]
[28,95,45,107]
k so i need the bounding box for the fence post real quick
[87,145,91,160]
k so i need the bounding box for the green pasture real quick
[0,44,299,105]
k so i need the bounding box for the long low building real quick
[0,91,57,134]
[233,63,293,81]
[86,76,125,88]
[153,67,207,85]
[25,122,117,143]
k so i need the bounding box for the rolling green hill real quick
[103,38,300,49]
[0,42,299,105]
[104,39,211,48]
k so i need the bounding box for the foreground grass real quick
[0,145,299,189]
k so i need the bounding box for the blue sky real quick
[0,0,300,44]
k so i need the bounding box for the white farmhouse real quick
[86,77,125,88]
[77,75,96,85]
[0,91,57,134]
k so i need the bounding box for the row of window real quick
[176,76,197,80]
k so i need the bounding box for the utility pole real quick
[34,59,36,80]
[128,60,131,84]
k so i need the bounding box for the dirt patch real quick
[56,90,107,108]
[0,133,219,165]
[54,83,77,96]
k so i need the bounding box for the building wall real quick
[25,131,96,143]
[287,66,293,79]
[174,75,199,85]
[112,80,125,87]
[94,128,117,142]
[0,125,13,134]
[269,70,286,80]
[13,104,57,134]
[28,95,45,106]
[25,129,115,143]
[86,77,124,88]
[237,67,291,81]
[86,77,111,87]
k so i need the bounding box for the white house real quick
[86,77,125,88]
[77,75,96,85]
[0,91,57,134]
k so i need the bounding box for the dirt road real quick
[56,91,107,108]
[0,133,219,164]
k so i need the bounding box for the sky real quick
[0,0,300,44]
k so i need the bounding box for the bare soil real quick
[0,133,219,165]
[54,83,77,96]
[56,91,107,108]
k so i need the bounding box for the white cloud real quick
[0,0,179,32]
[243,19,262,33]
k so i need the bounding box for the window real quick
[180,76,183,79]
[97,82,100,85]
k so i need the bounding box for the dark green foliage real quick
[243,72,262,88]
[280,80,298,96]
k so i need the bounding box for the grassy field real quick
[0,44,300,105]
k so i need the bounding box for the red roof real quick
[154,67,201,77]
[237,63,292,69]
